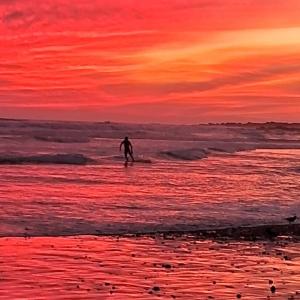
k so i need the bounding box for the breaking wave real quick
[34,135,90,143]
[156,143,256,161]
[159,148,208,161]
[0,153,95,165]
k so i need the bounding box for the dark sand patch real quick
[97,224,300,242]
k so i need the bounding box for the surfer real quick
[120,136,134,162]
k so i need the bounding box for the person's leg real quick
[125,151,129,161]
[130,152,134,162]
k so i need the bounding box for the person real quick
[120,136,134,162]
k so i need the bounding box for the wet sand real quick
[129,224,300,242]
[0,234,299,299]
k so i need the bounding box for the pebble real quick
[152,286,160,292]
[162,263,172,269]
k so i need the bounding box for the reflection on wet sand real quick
[0,236,299,299]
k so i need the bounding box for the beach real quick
[0,233,300,299]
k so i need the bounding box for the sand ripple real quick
[0,236,299,299]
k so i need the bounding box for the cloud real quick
[0,0,19,5]
[2,10,24,23]
[1,0,300,33]
[0,0,300,122]
[0,79,11,86]
[0,63,24,69]
[103,63,300,97]
[89,95,300,123]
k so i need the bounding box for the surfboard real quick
[133,158,152,163]
[124,158,151,166]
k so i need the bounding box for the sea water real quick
[0,120,299,237]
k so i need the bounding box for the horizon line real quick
[0,117,299,126]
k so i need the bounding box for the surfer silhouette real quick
[120,137,134,162]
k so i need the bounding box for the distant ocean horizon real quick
[1,116,300,126]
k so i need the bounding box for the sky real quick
[0,0,300,124]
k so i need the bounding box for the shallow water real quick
[0,147,299,236]
[0,236,299,299]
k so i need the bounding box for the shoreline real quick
[1,223,299,241]
[98,223,300,242]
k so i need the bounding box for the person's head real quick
[125,136,129,141]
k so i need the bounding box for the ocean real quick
[0,119,299,237]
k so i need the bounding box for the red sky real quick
[0,0,300,123]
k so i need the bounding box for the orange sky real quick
[0,0,300,123]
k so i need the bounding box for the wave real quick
[159,148,208,161]
[34,135,90,143]
[156,144,256,161]
[0,153,95,165]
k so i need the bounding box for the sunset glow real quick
[1,0,300,123]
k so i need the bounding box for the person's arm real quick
[119,141,124,151]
